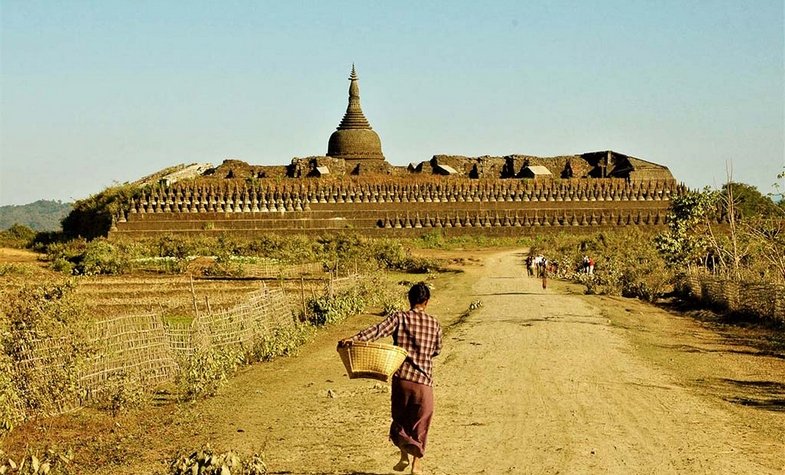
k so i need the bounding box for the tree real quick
[61,185,139,240]
[720,182,780,219]
[654,188,718,270]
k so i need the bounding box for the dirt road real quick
[166,249,781,475]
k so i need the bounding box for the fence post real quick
[190,275,199,318]
[300,276,307,319]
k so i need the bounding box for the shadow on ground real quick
[695,377,785,412]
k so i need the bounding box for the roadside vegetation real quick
[532,175,785,303]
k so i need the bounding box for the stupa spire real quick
[326,65,385,161]
[337,64,372,130]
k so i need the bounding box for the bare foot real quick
[410,457,422,475]
[393,448,409,472]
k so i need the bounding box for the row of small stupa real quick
[121,178,681,217]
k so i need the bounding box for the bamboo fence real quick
[685,273,785,325]
[11,271,362,416]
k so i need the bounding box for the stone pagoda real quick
[326,65,385,163]
[108,66,684,239]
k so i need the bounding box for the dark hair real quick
[408,282,430,308]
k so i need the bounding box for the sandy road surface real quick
[427,251,783,474]
[167,249,783,475]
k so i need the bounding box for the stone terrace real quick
[110,177,684,238]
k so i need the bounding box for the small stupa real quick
[327,65,385,162]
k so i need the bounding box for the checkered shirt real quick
[351,308,443,386]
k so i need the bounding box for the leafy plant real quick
[0,448,74,475]
[61,184,140,240]
[180,347,243,400]
[0,352,24,437]
[95,371,147,417]
[168,446,266,475]
[1,281,93,415]
[250,324,314,362]
[0,264,33,277]
[535,229,673,301]
[78,239,130,275]
[0,224,37,249]
[305,291,367,326]
[654,188,718,270]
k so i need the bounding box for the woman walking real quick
[338,282,443,474]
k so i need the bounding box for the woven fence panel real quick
[244,261,323,279]
[193,286,292,351]
[774,286,785,324]
[686,274,702,299]
[12,337,82,415]
[165,323,194,358]
[81,313,179,393]
[688,274,785,324]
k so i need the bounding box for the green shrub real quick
[0,352,25,437]
[0,447,75,475]
[50,258,74,275]
[306,290,367,326]
[154,235,200,260]
[61,184,140,239]
[94,371,147,417]
[180,347,243,400]
[44,238,131,275]
[0,224,36,248]
[536,229,674,301]
[169,446,266,475]
[355,274,406,314]
[370,239,410,269]
[202,248,247,277]
[1,281,92,415]
[79,239,130,275]
[251,324,314,362]
[0,264,34,277]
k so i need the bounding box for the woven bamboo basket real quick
[337,341,408,382]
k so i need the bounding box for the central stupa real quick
[327,65,385,162]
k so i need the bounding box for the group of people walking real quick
[525,254,554,289]
[525,254,556,279]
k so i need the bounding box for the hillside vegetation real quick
[0,200,72,231]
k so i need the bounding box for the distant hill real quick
[0,200,72,231]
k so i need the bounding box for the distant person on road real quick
[338,282,443,475]
[540,257,549,289]
[525,255,534,277]
[534,254,548,277]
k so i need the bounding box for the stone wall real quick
[110,177,684,238]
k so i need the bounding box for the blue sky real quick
[1,1,783,205]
